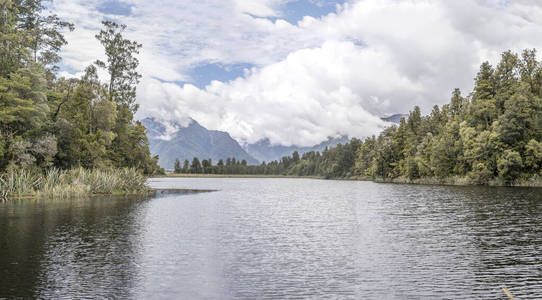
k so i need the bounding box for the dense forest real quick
[0,0,161,175]
[174,49,542,186]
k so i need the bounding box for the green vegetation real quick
[0,0,162,199]
[0,167,151,200]
[174,49,541,186]
[171,140,362,179]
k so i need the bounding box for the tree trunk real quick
[109,70,115,103]
[53,83,73,121]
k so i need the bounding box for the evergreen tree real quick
[174,158,181,173]
[190,157,202,174]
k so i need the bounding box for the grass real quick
[0,167,152,201]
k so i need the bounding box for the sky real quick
[51,0,542,147]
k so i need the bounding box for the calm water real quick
[1,178,541,299]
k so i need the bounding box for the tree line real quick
[0,0,162,175]
[174,49,542,185]
[172,139,360,178]
[354,49,541,185]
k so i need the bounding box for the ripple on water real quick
[0,178,541,299]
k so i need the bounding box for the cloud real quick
[139,41,417,146]
[53,0,542,146]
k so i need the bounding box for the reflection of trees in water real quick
[0,199,51,298]
[0,196,150,299]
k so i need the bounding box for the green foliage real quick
[95,21,142,112]
[525,139,542,173]
[350,49,541,186]
[497,150,523,184]
[467,162,494,185]
[174,158,181,173]
[0,4,161,180]
[174,139,361,178]
[190,157,202,174]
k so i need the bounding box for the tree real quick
[201,158,211,173]
[95,21,142,112]
[190,157,202,174]
[0,0,164,175]
[525,139,542,174]
[92,21,159,174]
[519,49,541,95]
[292,151,300,163]
[470,62,498,129]
[494,50,519,111]
[174,158,181,173]
[182,159,189,173]
[498,150,523,184]
[16,0,74,69]
[496,85,536,149]
[449,88,465,118]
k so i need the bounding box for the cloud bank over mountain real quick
[53,0,542,146]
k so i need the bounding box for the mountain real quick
[245,135,350,163]
[381,113,408,124]
[141,117,258,169]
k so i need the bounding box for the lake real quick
[1,178,541,299]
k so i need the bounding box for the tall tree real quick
[174,158,181,173]
[15,0,74,69]
[95,21,142,112]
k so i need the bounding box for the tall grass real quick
[0,168,151,200]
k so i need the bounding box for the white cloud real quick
[52,0,542,146]
[139,41,417,146]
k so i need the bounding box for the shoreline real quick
[4,173,540,201]
[155,174,324,179]
[2,188,218,201]
[158,173,542,188]
[368,176,542,188]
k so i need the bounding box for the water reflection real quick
[0,179,541,299]
[0,196,150,299]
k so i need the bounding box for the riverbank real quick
[0,168,152,201]
[162,173,542,187]
[367,175,542,188]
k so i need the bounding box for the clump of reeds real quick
[0,169,40,200]
[0,167,151,200]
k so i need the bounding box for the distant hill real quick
[381,113,408,124]
[141,117,258,169]
[245,135,350,163]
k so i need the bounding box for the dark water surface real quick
[1,178,541,299]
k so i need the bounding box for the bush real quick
[467,163,494,185]
[498,150,523,184]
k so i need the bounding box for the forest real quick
[174,49,542,186]
[0,0,161,174]
[0,0,161,199]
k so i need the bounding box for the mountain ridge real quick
[141,117,258,169]
[381,113,408,124]
[244,135,350,163]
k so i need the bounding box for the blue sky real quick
[97,0,133,16]
[53,0,542,146]
[93,0,348,88]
